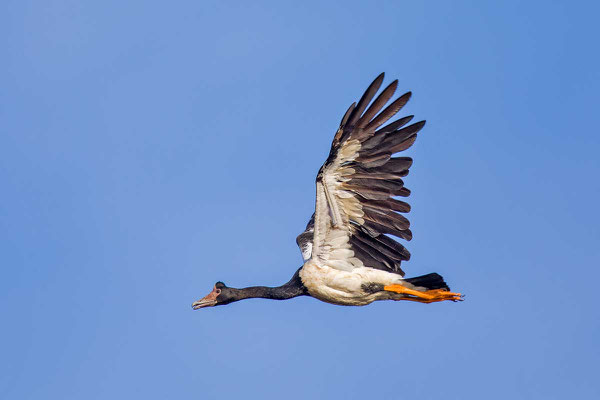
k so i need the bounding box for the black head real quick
[192,282,235,310]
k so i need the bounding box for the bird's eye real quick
[216,289,221,295]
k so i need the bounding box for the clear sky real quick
[2,1,599,399]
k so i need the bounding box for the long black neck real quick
[226,269,308,303]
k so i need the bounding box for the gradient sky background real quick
[2,1,599,399]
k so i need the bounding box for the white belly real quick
[299,259,404,306]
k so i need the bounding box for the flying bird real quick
[192,73,462,310]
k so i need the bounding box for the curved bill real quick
[191,298,217,310]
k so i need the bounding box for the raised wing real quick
[296,214,314,262]
[300,73,425,275]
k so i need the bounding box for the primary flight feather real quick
[192,73,463,310]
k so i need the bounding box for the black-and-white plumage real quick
[192,74,462,310]
[299,74,416,273]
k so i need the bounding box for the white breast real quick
[299,259,404,306]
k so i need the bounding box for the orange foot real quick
[383,284,463,303]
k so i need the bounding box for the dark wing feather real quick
[365,92,412,131]
[296,214,315,261]
[346,72,385,127]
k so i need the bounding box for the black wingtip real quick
[345,73,387,130]
[340,102,356,127]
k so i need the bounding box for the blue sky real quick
[1,1,599,399]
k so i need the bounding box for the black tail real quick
[404,273,450,291]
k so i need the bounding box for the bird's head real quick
[192,282,233,310]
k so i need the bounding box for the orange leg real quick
[383,284,463,303]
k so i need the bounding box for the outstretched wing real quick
[297,73,424,275]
